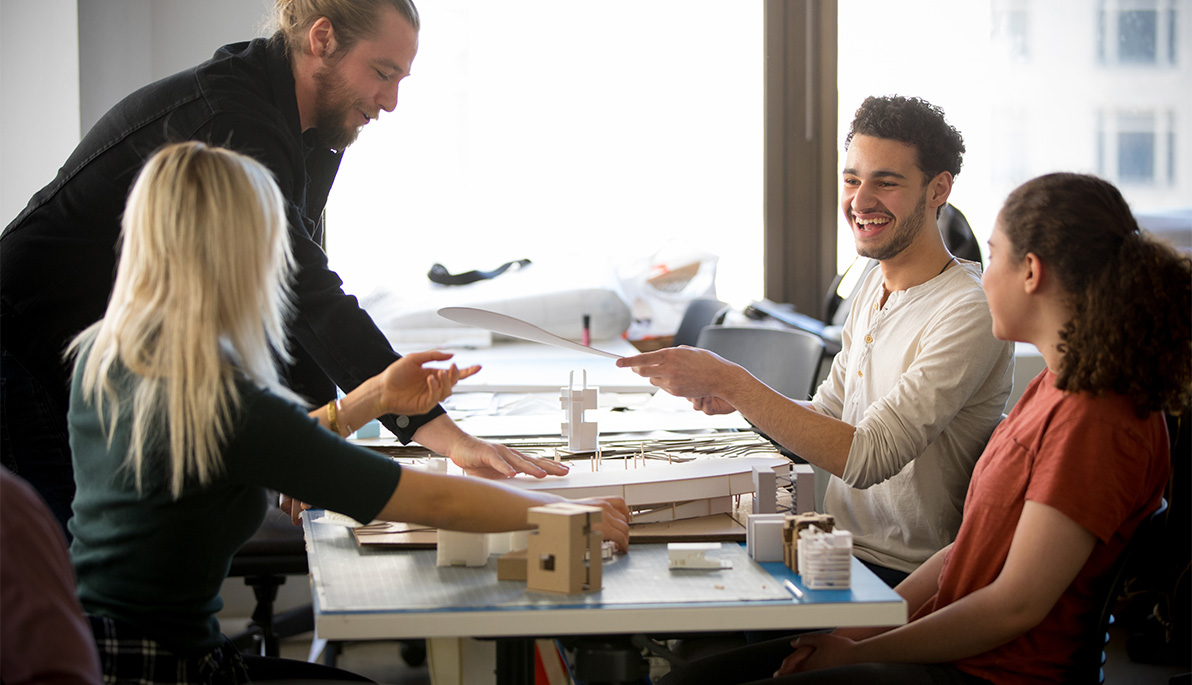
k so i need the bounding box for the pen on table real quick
[783,579,804,600]
[582,314,591,346]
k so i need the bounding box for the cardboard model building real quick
[526,502,604,594]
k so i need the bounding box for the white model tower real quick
[560,370,598,452]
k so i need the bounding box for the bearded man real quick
[617,96,1015,585]
[1,0,567,537]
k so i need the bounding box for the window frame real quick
[763,0,839,316]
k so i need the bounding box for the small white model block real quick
[667,542,732,570]
[560,370,599,452]
[747,513,786,562]
[796,528,852,589]
[487,530,531,556]
[436,530,490,567]
[752,465,777,514]
[791,464,816,514]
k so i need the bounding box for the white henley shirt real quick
[810,260,1014,573]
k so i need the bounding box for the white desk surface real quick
[304,514,905,642]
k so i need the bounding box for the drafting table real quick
[304,513,905,682]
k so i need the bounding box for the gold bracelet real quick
[328,399,353,437]
[327,399,342,436]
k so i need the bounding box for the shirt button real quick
[873,303,879,310]
[865,335,874,344]
[857,371,864,378]
[396,415,411,428]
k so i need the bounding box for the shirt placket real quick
[847,292,886,416]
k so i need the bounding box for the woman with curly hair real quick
[659,172,1189,684]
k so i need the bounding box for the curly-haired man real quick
[618,95,1014,585]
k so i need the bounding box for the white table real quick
[304,514,905,682]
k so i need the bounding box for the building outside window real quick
[839,0,1191,270]
[1113,112,1159,184]
[1100,0,1181,65]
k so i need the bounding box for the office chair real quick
[694,326,826,402]
[672,298,730,347]
[227,504,312,658]
[1070,498,1169,683]
[227,505,429,670]
[694,325,829,510]
[1126,411,1190,676]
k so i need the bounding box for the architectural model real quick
[526,502,604,594]
[668,542,732,570]
[783,513,835,573]
[797,527,853,589]
[560,370,599,452]
[436,530,490,567]
[747,513,786,563]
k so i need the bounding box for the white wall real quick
[1,0,273,226]
[77,0,274,132]
[1,0,80,226]
[77,0,153,133]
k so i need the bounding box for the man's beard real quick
[312,60,364,151]
[856,192,928,262]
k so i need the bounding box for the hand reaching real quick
[571,496,632,553]
[446,433,571,479]
[376,350,480,417]
[615,346,742,400]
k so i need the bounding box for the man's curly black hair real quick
[845,95,965,183]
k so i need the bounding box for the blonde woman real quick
[67,142,630,684]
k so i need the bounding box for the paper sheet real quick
[438,307,623,359]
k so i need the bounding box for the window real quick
[837,0,1192,271]
[1099,0,1181,66]
[1120,8,1160,63]
[325,1,765,311]
[1115,112,1159,183]
[325,0,1190,316]
[1097,110,1182,188]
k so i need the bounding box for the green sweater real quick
[67,354,402,656]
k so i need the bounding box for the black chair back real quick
[1071,498,1169,683]
[673,298,729,347]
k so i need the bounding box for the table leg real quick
[495,638,535,684]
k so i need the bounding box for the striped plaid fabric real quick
[87,615,250,684]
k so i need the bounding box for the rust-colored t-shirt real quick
[911,369,1169,683]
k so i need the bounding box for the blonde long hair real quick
[71,142,301,497]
